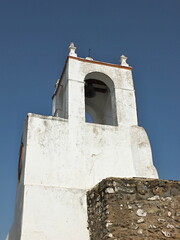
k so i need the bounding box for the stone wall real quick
[87,178,180,240]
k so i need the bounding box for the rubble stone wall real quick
[87,178,180,240]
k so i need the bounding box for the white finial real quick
[119,55,129,67]
[68,42,77,57]
[85,57,93,60]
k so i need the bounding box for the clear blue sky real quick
[0,0,180,239]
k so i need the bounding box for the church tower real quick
[6,43,158,240]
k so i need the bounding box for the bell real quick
[85,83,96,98]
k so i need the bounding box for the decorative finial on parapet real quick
[68,42,77,57]
[119,55,129,67]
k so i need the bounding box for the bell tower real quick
[6,43,158,240]
[53,43,138,127]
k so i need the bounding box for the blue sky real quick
[0,0,180,239]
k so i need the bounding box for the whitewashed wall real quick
[6,56,158,240]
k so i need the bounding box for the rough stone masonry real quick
[87,178,180,240]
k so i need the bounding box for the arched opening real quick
[84,72,117,126]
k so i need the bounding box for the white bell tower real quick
[6,43,158,240]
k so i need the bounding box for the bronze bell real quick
[85,82,96,98]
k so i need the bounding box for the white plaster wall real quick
[130,126,158,178]
[20,185,88,240]
[6,57,158,240]
[6,118,28,240]
[25,114,157,187]
[68,59,134,91]
[53,58,137,126]
[67,58,137,126]
[24,114,139,189]
[53,69,68,118]
[7,183,24,240]
[7,113,157,240]
[115,88,137,125]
